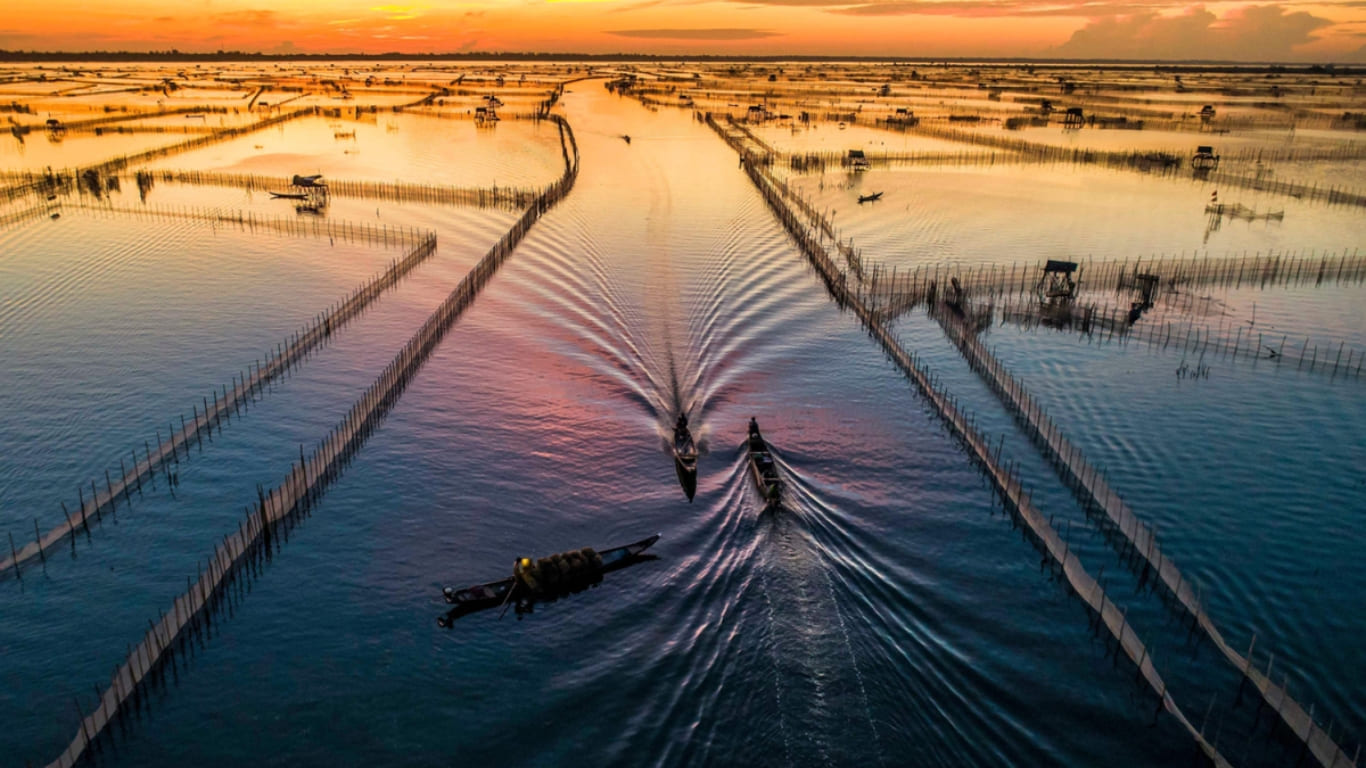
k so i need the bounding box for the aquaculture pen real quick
[43,114,580,768]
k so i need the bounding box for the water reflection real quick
[2,61,1363,767]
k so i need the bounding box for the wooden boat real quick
[669,414,698,500]
[746,419,782,506]
[269,191,308,199]
[673,421,697,471]
[858,191,883,204]
[438,533,660,624]
[673,421,697,501]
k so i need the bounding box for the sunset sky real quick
[3,0,1364,61]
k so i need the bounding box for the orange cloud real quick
[607,28,785,39]
[1054,4,1336,58]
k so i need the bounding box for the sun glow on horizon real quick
[0,0,1362,61]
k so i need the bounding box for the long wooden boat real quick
[438,533,660,624]
[673,421,698,499]
[858,191,883,203]
[746,420,782,506]
[269,191,308,199]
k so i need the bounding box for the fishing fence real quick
[42,112,579,768]
[705,109,1238,767]
[1,226,437,581]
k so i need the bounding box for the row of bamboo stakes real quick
[40,112,579,768]
[934,309,1357,768]
[849,248,1365,311]
[845,251,1366,382]
[6,105,232,135]
[65,124,223,136]
[705,110,1236,767]
[1,228,436,581]
[1,103,567,574]
[713,115,1366,208]
[79,110,308,177]
[0,199,57,228]
[862,245,1366,315]
[141,169,538,210]
[67,199,433,247]
[713,110,1362,767]
[992,292,1366,382]
[780,141,1366,208]
[0,108,312,203]
[684,95,1365,168]
[913,121,1366,169]
[1198,166,1366,208]
[662,80,1364,133]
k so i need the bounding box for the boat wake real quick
[751,460,885,768]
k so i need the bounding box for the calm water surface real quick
[0,82,1361,767]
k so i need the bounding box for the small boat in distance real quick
[673,414,698,501]
[438,533,661,625]
[273,173,330,203]
[858,191,883,204]
[746,418,782,507]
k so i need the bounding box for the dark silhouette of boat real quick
[746,418,782,507]
[272,174,325,200]
[858,191,883,203]
[672,414,697,501]
[437,534,660,625]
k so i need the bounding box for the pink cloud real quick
[1054,4,1334,59]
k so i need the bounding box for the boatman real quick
[514,557,541,595]
[675,413,688,440]
[748,416,758,435]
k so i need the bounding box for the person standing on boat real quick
[675,413,689,441]
[748,416,758,435]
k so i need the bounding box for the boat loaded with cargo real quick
[438,534,661,625]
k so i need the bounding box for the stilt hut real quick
[474,105,499,126]
[1036,260,1078,309]
[1192,145,1220,170]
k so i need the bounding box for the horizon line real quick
[0,50,1361,69]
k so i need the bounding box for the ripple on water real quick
[4,82,1359,768]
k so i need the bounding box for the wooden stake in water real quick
[8,531,20,579]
